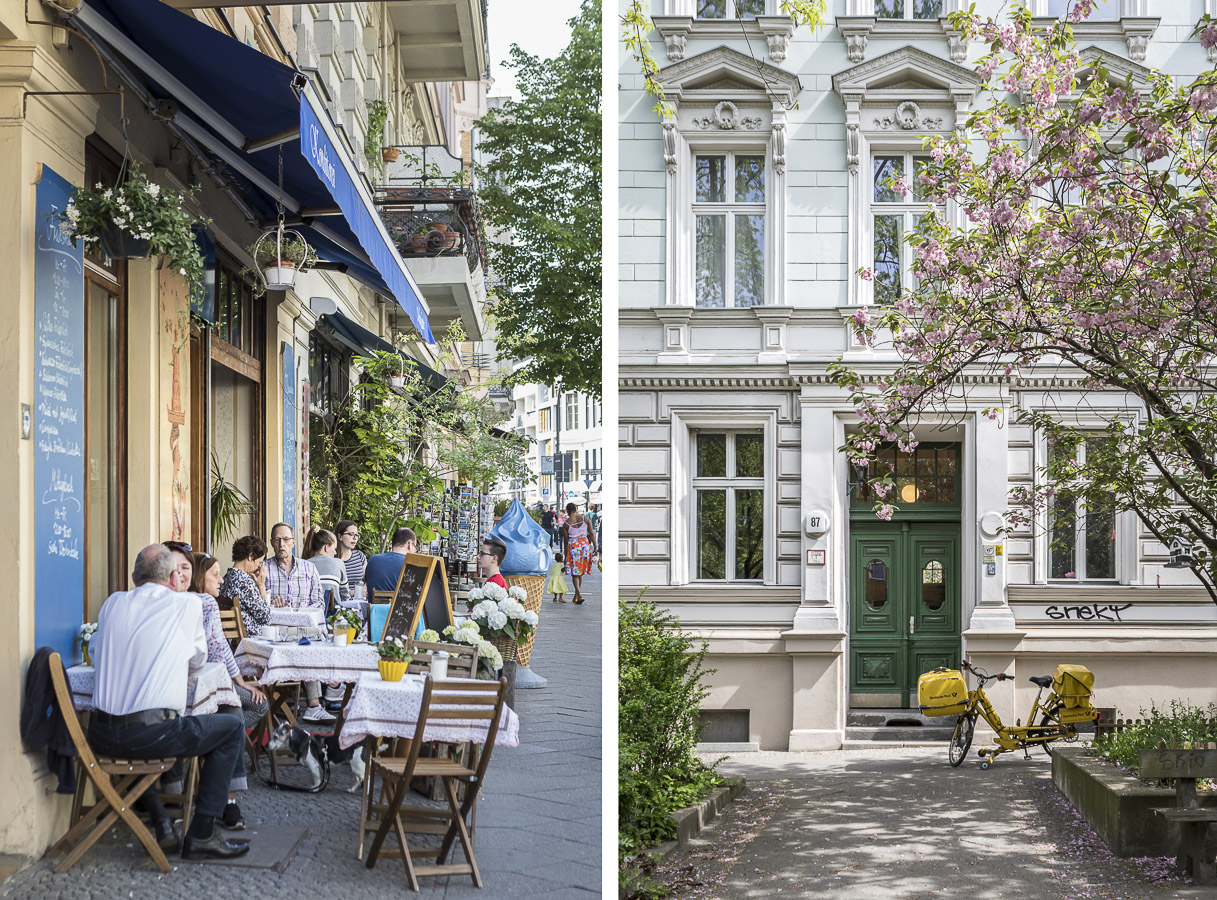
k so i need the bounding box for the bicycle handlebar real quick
[960,660,1012,682]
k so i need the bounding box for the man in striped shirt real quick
[265,523,333,723]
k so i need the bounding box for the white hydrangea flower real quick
[523,610,539,627]
[484,582,508,602]
[488,610,508,631]
[500,599,526,619]
[419,629,439,643]
[467,587,485,602]
[442,625,457,637]
[508,585,527,600]
[472,599,498,620]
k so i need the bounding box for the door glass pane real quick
[1086,494,1116,579]
[697,490,726,579]
[735,489,763,579]
[913,0,941,18]
[1050,494,1078,578]
[698,433,726,477]
[735,156,765,202]
[873,156,904,202]
[734,214,765,308]
[865,559,888,610]
[735,433,764,478]
[695,215,726,308]
[874,0,903,17]
[696,155,726,202]
[873,214,902,304]
[922,560,945,611]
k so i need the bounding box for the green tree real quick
[309,338,531,554]
[476,0,602,398]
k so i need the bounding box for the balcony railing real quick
[376,145,487,274]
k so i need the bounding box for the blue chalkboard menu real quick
[282,342,296,527]
[34,166,85,660]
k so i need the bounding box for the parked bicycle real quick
[919,660,1100,769]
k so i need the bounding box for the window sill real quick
[652,15,796,62]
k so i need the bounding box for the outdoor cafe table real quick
[267,607,326,629]
[337,671,521,750]
[66,661,239,716]
[234,636,380,686]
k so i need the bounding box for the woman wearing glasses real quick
[334,520,367,594]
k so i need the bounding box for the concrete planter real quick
[1053,747,1217,856]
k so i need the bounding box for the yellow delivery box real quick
[917,667,969,717]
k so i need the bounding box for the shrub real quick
[619,595,721,863]
[1094,700,1217,777]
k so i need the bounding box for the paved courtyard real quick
[2,570,601,898]
[653,746,1208,900]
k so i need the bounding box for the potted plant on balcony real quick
[364,100,390,169]
[249,228,317,294]
[382,147,401,163]
[53,163,207,289]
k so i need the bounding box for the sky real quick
[487,0,582,100]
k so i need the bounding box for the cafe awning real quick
[316,311,448,394]
[66,0,435,342]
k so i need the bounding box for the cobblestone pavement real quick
[3,569,601,899]
[654,747,1208,900]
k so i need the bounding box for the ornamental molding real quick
[660,45,803,107]
[692,100,764,130]
[619,375,796,389]
[832,45,981,99]
[872,100,945,131]
[1075,45,1153,88]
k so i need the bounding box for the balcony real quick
[386,0,487,82]
[378,146,488,341]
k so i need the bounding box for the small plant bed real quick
[1094,701,1217,789]
[619,595,726,899]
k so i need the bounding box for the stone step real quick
[843,726,956,742]
[845,707,947,728]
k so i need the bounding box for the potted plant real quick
[388,360,405,387]
[382,147,401,163]
[465,583,538,662]
[437,622,504,677]
[79,622,98,666]
[250,231,317,292]
[424,221,458,251]
[364,100,390,169]
[53,163,207,289]
[376,636,412,681]
[329,608,362,645]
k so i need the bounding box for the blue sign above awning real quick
[68,0,434,342]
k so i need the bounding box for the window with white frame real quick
[1048,437,1117,581]
[874,0,942,18]
[697,0,765,18]
[871,151,941,304]
[1044,0,1118,18]
[565,393,580,430]
[692,431,764,580]
[694,153,766,308]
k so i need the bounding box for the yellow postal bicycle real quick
[919,660,1100,769]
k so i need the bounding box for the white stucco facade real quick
[619,1,1217,750]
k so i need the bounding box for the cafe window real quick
[693,431,764,580]
[308,333,350,420]
[852,444,958,506]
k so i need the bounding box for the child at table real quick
[479,538,508,589]
[548,550,568,603]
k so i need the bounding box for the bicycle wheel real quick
[949,713,975,767]
[1038,708,1063,756]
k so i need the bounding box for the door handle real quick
[909,615,915,635]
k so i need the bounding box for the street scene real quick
[3,0,601,890]
[620,0,1217,896]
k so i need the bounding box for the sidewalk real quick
[2,570,601,899]
[653,747,1205,900]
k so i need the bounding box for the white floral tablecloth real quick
[338,671,520,750]
[268,607,326,629]
[235,637,379,685]
[67,661,239,716]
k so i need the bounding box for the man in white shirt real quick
[89,544,250,860]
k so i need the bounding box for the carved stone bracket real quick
[845,123,860,175]
[663,120,678,175]
[947,31,968,64]
[837,17,875,64]
[664,32,687,62]
[773,114,787,175]
[766,31,789,62]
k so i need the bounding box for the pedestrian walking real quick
[561,502,597,604]
[548,550,569,602]
[540,503,558,547]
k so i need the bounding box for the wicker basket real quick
[504,573,545,667]
[489,634,518,664]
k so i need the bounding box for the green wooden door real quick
[849,522,960,708]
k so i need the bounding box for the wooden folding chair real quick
[45,652,179,873]
[366,678,507,890]
[406,640,479,679]
[216,595,248,649]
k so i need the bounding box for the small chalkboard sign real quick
[382,553,454,643]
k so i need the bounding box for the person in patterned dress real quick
[560,503,597,605]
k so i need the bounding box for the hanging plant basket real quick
[389,373,405,387]
[249,226,316,296]
[97,222,152,260]
[382,147,401,163]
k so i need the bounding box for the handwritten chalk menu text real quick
[34,167,86,661]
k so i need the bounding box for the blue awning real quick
[317,312,450,394]
[68,0,434,343]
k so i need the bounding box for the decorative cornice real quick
[651,16,797,64]
[620,375,796,389]
[832,45,981,99]
[660,45,803,106]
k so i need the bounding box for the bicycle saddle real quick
[1029,675,1053,688]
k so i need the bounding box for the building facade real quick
[619,0,1217,751]
[502,375,603,510]
[0,0,488,858]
